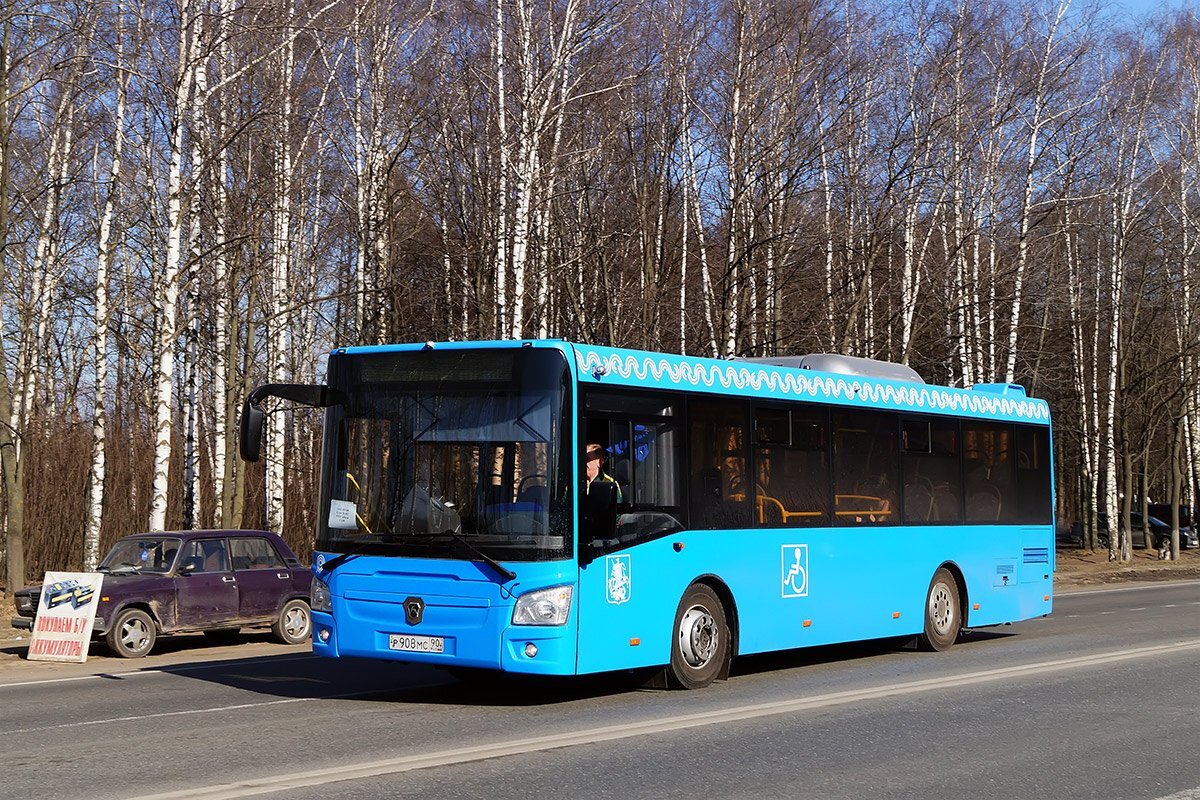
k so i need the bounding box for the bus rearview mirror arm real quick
[239,383,347,463]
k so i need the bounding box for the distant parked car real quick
[1070,514,1199,550]
[11,530,312,658]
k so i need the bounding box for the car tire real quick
[918,568,961,652]
[203,628,241,644]
[107,608,157,658]
[271,599,311,645]
[666,584,729,690]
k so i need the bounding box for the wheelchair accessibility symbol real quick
[781,544,809,598]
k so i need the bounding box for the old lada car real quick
[12,530,311,658]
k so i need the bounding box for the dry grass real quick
[1055,545,1200,587]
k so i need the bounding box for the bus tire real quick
[919,568,961,652]
[667,584,729,689]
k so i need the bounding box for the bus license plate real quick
[389,634,444,654]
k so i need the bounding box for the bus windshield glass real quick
[316,347,572,561]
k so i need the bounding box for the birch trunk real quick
[86,1,127,568]
[149,0,202,531]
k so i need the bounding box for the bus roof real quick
[333,340,1051,426]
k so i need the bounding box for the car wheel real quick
[107,608,157,658]
[203,628,241,644]
[1098,533,1110,549]
[666,584,729,690]
[918,568,961,652]
[271,599,311,645]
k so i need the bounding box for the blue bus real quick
[240,340,1054,689]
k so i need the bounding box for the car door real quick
[176,539,238,627]
[229,537,290,620]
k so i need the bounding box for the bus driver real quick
[585,443,622,503]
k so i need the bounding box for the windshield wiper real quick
[415,531,517,583]
[319,542,380,573]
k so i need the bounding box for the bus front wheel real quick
[919,568,962,652]
[667,584,729,689]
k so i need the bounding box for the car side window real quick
[182,540,230,573]
[230,538,286,571]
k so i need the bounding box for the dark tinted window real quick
[1015,425,1052,523]
[902,418,962,523]
[963,422,1017,522]
[754,407,830,527]
[832,410,898,525]
[688,399,752,529]
[585,392,684,548]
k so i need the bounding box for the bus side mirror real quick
[582,482,618,563]
[239,400,265,462]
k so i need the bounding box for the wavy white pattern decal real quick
[574,348,1049,423]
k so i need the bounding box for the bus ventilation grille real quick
[1023,548,1050,565]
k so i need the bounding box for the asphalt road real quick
[2,582,1200,800]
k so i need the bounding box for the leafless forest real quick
[1,0,1196,590]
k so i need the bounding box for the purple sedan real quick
[12,530,311,658]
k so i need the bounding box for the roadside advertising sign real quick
[27,571,105,663]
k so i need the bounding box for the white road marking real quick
[1152,788,1200,800]
[124,638,1200,800]
[1129,607,1147,611]
[3,684,441,735]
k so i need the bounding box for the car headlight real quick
[512,585,572,626]
[310,575,332,613]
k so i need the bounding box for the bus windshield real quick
[316,348,572,562]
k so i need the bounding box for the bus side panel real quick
[576,523,1054,675]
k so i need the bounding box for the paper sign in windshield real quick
[329,499,358,529]
[28,571,105,663]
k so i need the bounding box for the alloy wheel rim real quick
[284,607,309,638]
[122,619,149,652]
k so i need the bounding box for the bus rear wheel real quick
[919,568,962,652]
[667,584,729,689]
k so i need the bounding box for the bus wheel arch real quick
[666,578,736,689]
[919,564,965,652]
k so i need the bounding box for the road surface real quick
[2,581,1199,800]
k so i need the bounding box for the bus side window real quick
[831,409,898,525]
[688,399,752,530]
[753,407,829,527]
[963,422,1017,523]
[1015,425,1052,524]
[902,418,962,523]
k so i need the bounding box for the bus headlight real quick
[310,575,332,613]
[512,585,572,626]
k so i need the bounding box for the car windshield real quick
[316,348,573,562]
[99,537,183,574]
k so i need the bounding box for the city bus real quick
[240,340,1054,689]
